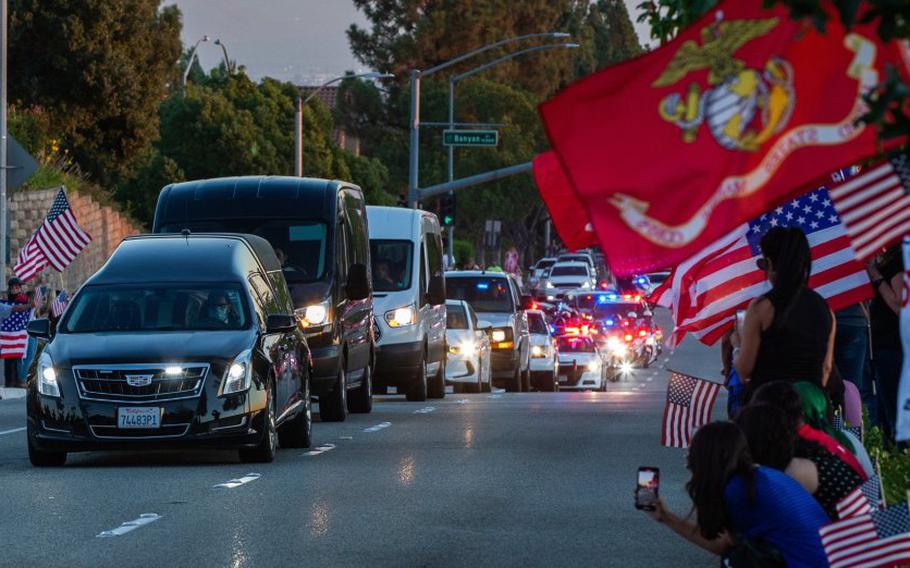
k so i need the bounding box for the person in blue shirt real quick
[641,421,830,567]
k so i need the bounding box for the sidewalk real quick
[0,387,26,400]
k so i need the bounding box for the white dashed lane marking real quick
[96,513,162,538]
[452,399,469,405]
[213,473,261,489]
[303,443,336,457]
[0,427,25,436]
[488,394,502,399]
[413,407,436,414]
[363,421,392,433]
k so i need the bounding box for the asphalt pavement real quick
[0,308,725,567]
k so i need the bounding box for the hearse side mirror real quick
[346,263,371,301]
[266,314,297,333]
[476,320,492,331]
[427,274,446,306]
[27,318,52,340]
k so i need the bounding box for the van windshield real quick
[370,240,413,292]
[159,220,327,283]
[60,284,250,333]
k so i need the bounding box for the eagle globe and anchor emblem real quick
[654,13,795,152]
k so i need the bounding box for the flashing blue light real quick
[637,277,647,284]
[596,294,609,304]
[608,293,617,300]
[476,282,489,290]
[605,319,615,326]
[549,324,557,334]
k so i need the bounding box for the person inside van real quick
[374,260,397,290]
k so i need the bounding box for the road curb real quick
[0,388,26,400]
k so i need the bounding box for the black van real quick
[153,177,374,422]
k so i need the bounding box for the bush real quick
[863,425,910,505]
[453,239,475,267]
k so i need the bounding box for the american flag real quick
[837,474,884,519]
[661,371,721,448]
[829,154,910,262]
[820,501,910,568]
[14,189,91,280]
[51,290,68,318]
[0,304,31,359]
[651,184,872,345]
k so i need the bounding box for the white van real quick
[367,206,447,401]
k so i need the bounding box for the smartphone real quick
[635,466,660,511]
[735,309,746,335]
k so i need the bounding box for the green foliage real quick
[453,239,476,265]
[9,0,183,185]
[863,425,910,505]
[114,149,185,227]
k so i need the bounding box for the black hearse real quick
[26,234,311,466]
[152,177,374,422]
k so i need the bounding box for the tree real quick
[9,0,182,184]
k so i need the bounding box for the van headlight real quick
[37,352,60,398]
[385,304,416,327]
[296,300,331,328]
[220,349,253,396]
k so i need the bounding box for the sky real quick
[169,1,652,85]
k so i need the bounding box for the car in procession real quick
[153,176,374,422]
[526,308,559,392]
[445,271,531,392]
[444,299,492,393]
[555,334,608,391]
[542,261,596,300]
[25,234,312,466]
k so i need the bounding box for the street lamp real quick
[294,71,394,176]
[442,42,579,262]
[213,38,233,74]
[407,31,571,208]
[181,35,210,93]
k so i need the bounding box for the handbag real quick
[721,536,786,568]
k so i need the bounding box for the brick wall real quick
[9,187,141,293]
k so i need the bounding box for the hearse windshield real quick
[158,219,328,283]
[61,284,250,333]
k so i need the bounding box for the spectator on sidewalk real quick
[867,245,903,442]
[733,227,836,399]
[834,303,876,423]
[641,422,828,567]
[736,403,864,520]
[0,279,38,396]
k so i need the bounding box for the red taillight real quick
[623,294,632,300]
[638,330,647,337]
[634,295,641,302]
[600,282,608,289]
[624,333,633,342]
[581,325,590,335]
[565,327,580,335]
[531,302,539,310]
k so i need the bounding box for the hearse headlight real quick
[296,301,331,328]
[37,352,60,398]
[220,349,252,396]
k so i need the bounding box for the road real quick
[0,309,724,567]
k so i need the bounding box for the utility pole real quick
[294,96,302,176]
[408,69,420,208]
[446,77,455,265]
[1,0,8,292]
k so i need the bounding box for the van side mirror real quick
[427,274,446,306]
[346,263,371,300]
[266,314,297,333]
[27,318,52,340]
[476,320,492,331]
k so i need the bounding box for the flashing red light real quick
[530,302,539,310]
[600,282,609,289]
[634,295,641,302]
[581,325,590,335]
[565,326,580,335]
[624,333,634,342]
[623,294,632,300]
[585,295,593,300]
[638,329,647,337]
[622,319,631,327]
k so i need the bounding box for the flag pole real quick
[0,0,8,294]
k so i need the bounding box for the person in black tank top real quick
[734,227,835,396]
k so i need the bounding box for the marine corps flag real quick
[539,0,910,275]
[532,152,597,252]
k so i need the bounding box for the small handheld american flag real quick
[661,371,721,448]
[52,290,68,318]
[820,501,910,568]
[0,304,31,359]
[837,474,884,519]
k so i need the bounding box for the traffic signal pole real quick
[446,78,455,265]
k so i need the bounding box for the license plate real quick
[559,375,569,383]
[117,407,161,429]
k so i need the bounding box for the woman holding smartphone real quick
[733,227,836,397]
[641,422,829,567]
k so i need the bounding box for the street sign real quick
[8,135,37,189]
[443,129,498,147]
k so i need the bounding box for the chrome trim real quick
[89,424,191,440]
[276,399,304,423]
[73,363,210,403]
[41,421,70,434]
[210,416,248,432]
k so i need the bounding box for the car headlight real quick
[450,341,475,357]
[385,304,416,328]
[545,281,555,289]
[490,327,514,349]
[220,349,253,396]
[587,360,600,372]
[491,329,506,342]
[531,344,546,358]
[37,352,60,398]
[296,300,332,328]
